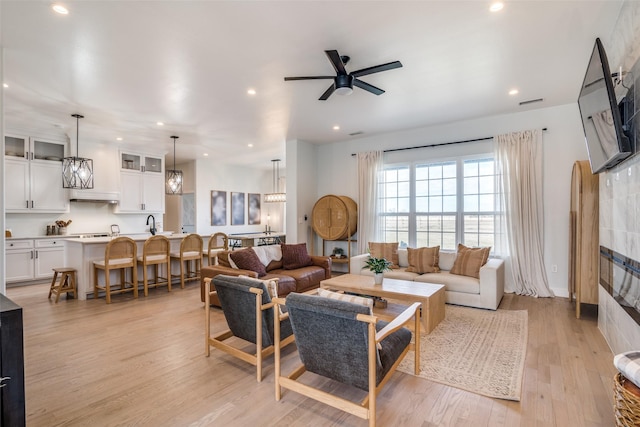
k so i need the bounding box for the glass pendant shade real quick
[165,136,183,195]
[265,159,285,203]
[63,114,94,189]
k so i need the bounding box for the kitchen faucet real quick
[146,214,156,235]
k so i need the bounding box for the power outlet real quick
[552,264,558,273]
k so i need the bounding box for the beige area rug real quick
[398,305,528,401]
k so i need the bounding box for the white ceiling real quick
[1,1,623,169]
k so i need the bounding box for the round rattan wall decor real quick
[311,195,357,240]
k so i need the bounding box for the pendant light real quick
[165,136,183,195]
[62,114,94,189]
[264,159,286,203]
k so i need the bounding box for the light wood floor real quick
[6,282,617,427]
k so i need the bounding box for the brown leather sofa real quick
[200,249,332,305]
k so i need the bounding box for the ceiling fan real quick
[284,50,402,101]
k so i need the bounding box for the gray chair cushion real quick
[213,275,293,347]
[286,292,411,391]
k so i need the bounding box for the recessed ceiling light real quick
[247,88,256,95]
[116,137,123,141]
[248,143,254,148]
[509,88,519,95]
[2,83,8,88]
[156,121,164,126]
[52,4,69,14]
[333,125,340,130]
[203,153,209,157]
[489,2,504,12]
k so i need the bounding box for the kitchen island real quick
[66,233,193,300]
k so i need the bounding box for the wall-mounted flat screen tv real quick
[578,38,631,174]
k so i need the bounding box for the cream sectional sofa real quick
[350,248,505,310]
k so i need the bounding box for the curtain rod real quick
[351,127,548,156]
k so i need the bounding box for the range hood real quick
[69,190,120,204]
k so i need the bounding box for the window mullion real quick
[409,163,416,248]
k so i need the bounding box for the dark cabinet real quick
[0,293,25,426]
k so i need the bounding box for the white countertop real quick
[65,233,191,244]
[6,235,80,240]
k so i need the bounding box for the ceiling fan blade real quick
[325,50,347,75]
[353,79,385,96]
[351,61,403,78]
[319,84,336,100]
[284,76,334,81]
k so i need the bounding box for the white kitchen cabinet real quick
[4,135,68,213]
[5,239,66,283]
[34,240,65,279]
[5,241,35,282]
[116,150,164,213]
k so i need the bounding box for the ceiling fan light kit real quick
[284,49,402,101]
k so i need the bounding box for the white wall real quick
[313,103,589,297]
[285,139,316,244]
[193,158,278,236]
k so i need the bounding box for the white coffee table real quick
[320,274,445,334]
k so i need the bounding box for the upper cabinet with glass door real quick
[4,134,68,213]
[120,151,163,173]
[5,135,65,162]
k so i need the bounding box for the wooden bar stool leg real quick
[54,272,67,303]
[167,260,172,292]
[105,268,112,304]
[180,260,185,289]
[132,266,138,298]
[143,263,149,297]
[49,271,59,299]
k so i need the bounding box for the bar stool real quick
[137,235,171,296]
[203,232,228,266]
[170,233,203,288]
[48,267,77,303]
[93,236,138,304]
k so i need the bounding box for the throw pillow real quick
[281,243,313,270]
[229,248,267,277]
[368,242,400,269]
[406,246,440,274]
[317,288,373,315]
[449,243,491,279]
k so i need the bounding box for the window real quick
[379,157,500,251]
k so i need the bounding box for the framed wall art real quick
[248,193,261,225]
[211,190,227,226]
[231,192,245,225]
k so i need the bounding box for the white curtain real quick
[357,151,383,254]
[494,129,553,297]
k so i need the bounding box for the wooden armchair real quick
[204,275,295,382]
[274,292,420,427]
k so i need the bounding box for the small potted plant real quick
[332,247,345,258]
[364,256,392,285]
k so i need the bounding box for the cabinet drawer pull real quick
[31,251,33,259]
[35,250,39,259]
